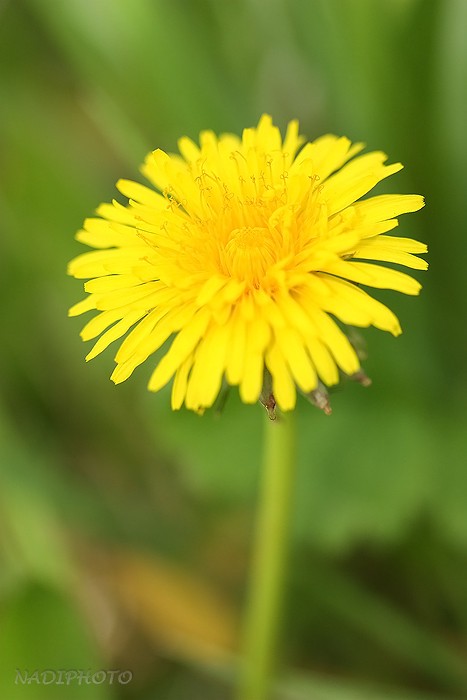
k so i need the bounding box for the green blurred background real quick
[1,0,466,698]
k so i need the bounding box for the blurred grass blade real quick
[311,564,467,693]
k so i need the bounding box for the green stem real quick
[237,411,296,700]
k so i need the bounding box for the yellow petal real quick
[331,172,403,219]
[239,317,271,403]
[225,309,247,385]
[95,282,162,310]
[81,309,124,341]
[323,260,422,295]
[275,292,314,337]
[353,194,425,222]
[76,218,124,249]
[367,235,428,253]
[282,119,305,165]
[171,352,194,410]
[239,352,264,404]
[295,135,360,182]
[116,179,166,209]
[178,136,201,163]
[85,310,145,361]
[68,296,96,317]
[111,317,174,384]
[321,277,402,336]
[276,327,317,393]
[304,337,339,386]
[196,275,229,306]
[187,322,231,408]
[265,343,296,411]
[84,274,143,293]
[148,308,211,392]
[96,201,138,225]
[68,247,145,279]
[114,306,173,364]
[311,309,360,376]
[353,245,428,270]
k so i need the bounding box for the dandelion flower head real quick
[68,115,426,412]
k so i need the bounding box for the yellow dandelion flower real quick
[68,115,426,413]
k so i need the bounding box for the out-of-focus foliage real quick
[1,0,466,698]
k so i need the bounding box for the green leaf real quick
[293,397,436,551]
[0,583,110,700]
[148,387,263,502]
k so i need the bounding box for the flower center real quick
[224,226,276,284]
